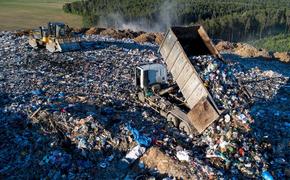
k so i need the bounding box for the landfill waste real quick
[140,147,195,179]
[0,30,289,179]
[176,150,190,162]
[127,124,152,147]
[262,171,274,180]
[189,55,250,110]
[120,145,147,169]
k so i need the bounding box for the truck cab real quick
[135,63,168,90]
[135,64,194,134]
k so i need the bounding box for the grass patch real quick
[248,34,290,52]
[0,0,82,30]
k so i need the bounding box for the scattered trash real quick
[176,150,190,162]
[99,155,114,168]
[224,114,231,123]
[31,89,44,96]
[127,124,152,147]
[0,30,288,179]
[120,145,146,169]
[262,171,274,180]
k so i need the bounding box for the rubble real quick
[85,27,106,35]
[134,32,164,44]
[215,40,235,52]
[234,43,272,58]
[99,28,142,39]
[134,33,156,43]
[140,147,195,179]
[0,30,289,179]
[215,40,290,63]
[274,52,290,63]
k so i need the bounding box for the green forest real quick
[250,34,290,52]
[63,0,290,51]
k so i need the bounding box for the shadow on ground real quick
[0,90,194,179]
[224,53,290,177]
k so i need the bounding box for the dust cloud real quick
[97,0,180,32]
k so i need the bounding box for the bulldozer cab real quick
[47,22,67,38]
[29,22,83,53]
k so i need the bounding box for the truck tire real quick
[138,92,145,103]
[167,113,179,127]
[179,121,192,135]
[151,84,161,93]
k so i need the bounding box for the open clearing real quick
[0,0,82,30]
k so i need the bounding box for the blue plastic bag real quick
[126,124,151,147]
[262,171,274,180]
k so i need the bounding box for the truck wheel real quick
[151,84,161,93]
[179,121,192,135]
[167,114,179,127]
[138,92,145,102]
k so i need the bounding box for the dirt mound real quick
[99,28,122,39]
[84,27,163,44]
[155,33,164,45]
[274,52,290,63]
[134,33,156,43]
[121,29,143,39]
[85,27,105,35]
[215,41,288,63]
[134,32,164,44]
[234,43,272,58]
[14,29,31,36]
[215,41,235,52]
[98,28,142,39]
[140,147,195,179]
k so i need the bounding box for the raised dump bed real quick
[159,25,223,133]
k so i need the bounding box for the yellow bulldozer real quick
[29,22,82,53]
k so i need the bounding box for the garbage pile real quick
[0,31,289,179]
[0,31,164,178]
[190,55,289,178]
[189,56,250,110]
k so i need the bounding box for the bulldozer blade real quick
[29,38,38,48]
[59,42,82,52]
[46,39,82,53]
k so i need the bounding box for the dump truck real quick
[134,26,225,135]
[29,22,83,53]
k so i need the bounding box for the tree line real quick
[201,8,290,41]
[63,0,290,42]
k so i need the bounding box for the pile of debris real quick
[15,27,164,45]
[189,55,289,178]
[234,43,271,59]
[83,27,164,44]
[0,31,289,179]
[273,52,290,63]
[215,41,290,63]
